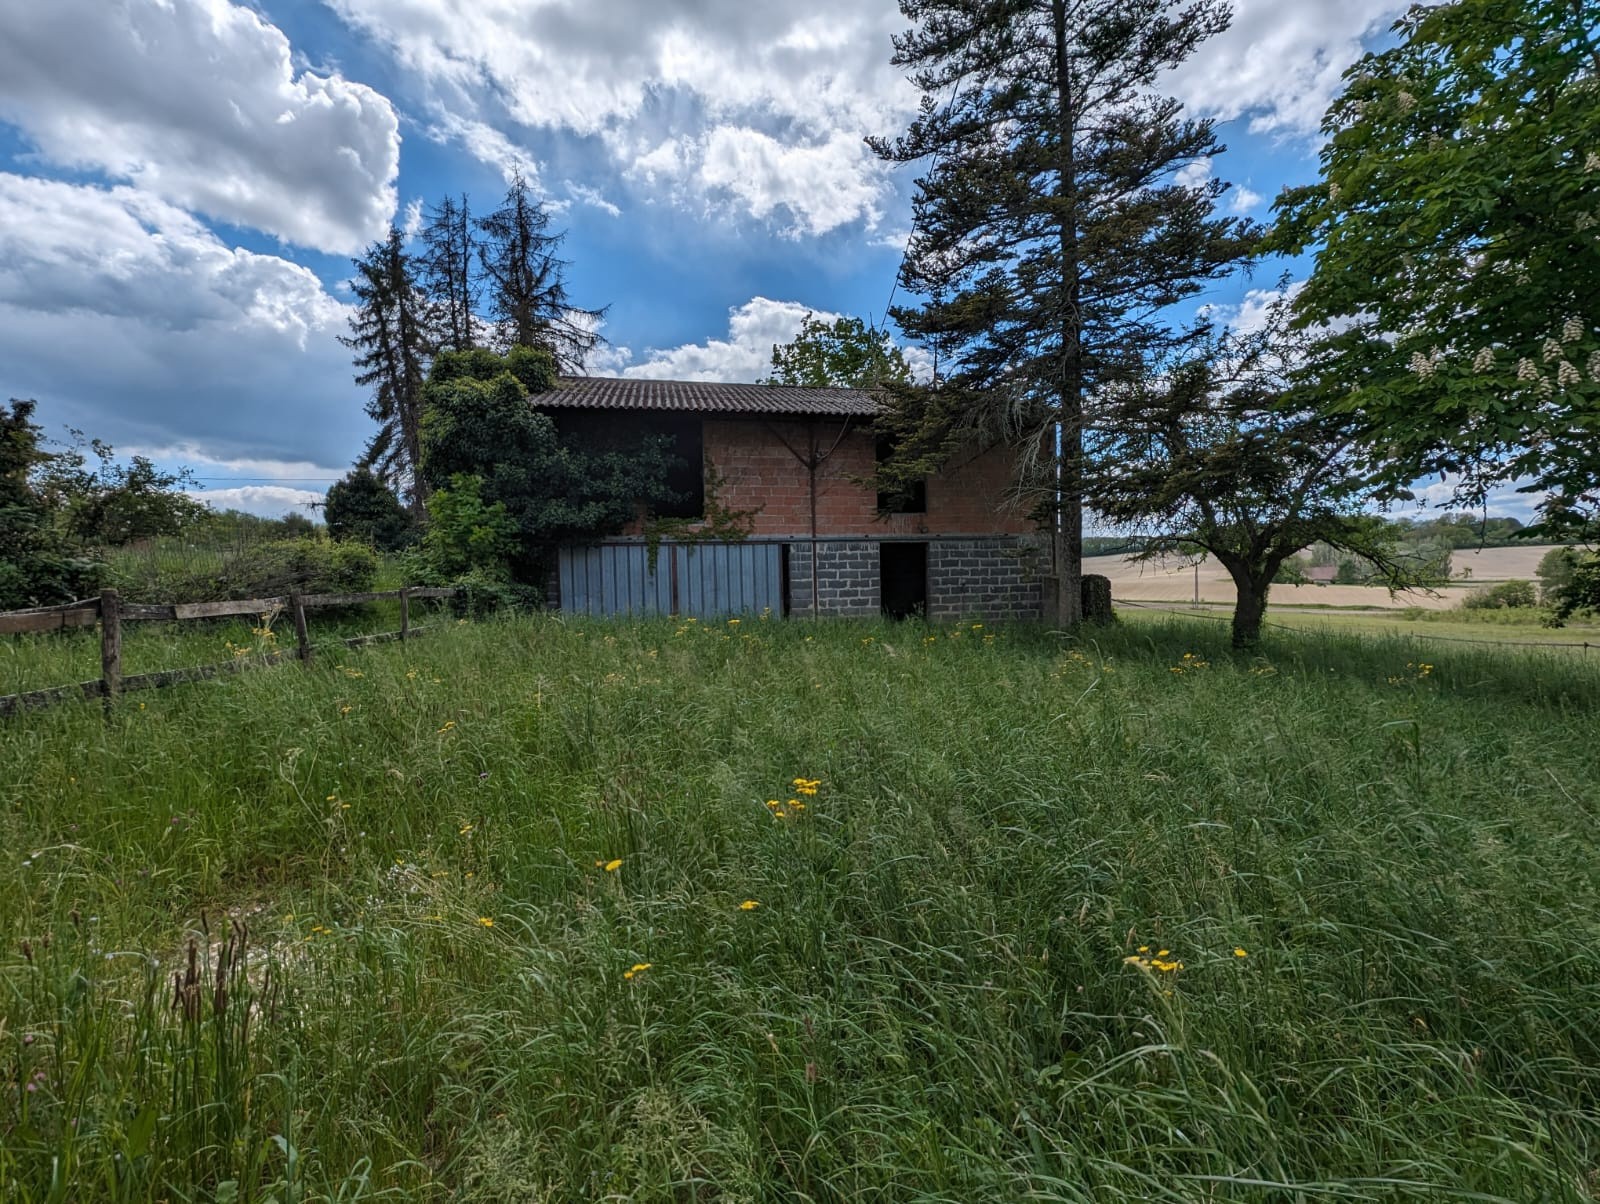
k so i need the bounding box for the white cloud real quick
[595,295,931,384]
[0,174,369,466]
[427,114,542,184]
[1168,0,1407,136]
[1201,281,1306,336]
[1231,186,1264,213]
[1405,476,1550,524]
[402,198,425,238]
[0,0,400,254]
[1176,157,1213,188]
[564,182,622,218]
[607,297,833,382]
[188,485,327,519]
[327,0,916,235]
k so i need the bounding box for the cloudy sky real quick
[2,0,1481,519]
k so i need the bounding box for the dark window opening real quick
[549,411,705,519]
[653,417,705,519]
[880,541,928,620]
[876,434,926,514]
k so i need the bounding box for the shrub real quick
[108,536,378,603]
[1461,578,1539,610]
[324,468,415,551]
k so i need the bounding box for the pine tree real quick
[475,172,606,372]
[417,194,480,353]
[340,225,434,513]
[870,0,1258,623]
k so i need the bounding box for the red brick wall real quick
[701,417,1033,538]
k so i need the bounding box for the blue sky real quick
[1,0,1468,519]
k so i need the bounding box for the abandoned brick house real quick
[538,376,1047,620]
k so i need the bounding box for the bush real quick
[1461,578,1539,610]
[108,536,378,603]
[324,469,415,551]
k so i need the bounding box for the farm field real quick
[3,615,1599,1200]
[1087,544,1572,610]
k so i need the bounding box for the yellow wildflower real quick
[739,900,760,911]
[623,962,652,981]
[459,824,474,835]
[476,916,495,928]
[1233,947,1248,958]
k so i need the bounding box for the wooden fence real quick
[0,587,458,718]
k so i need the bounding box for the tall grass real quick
[2,615,1597,1200]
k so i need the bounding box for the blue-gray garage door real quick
[557,542,784,618]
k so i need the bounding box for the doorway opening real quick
[880,542,928,619]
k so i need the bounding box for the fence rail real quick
[1,587,458,718]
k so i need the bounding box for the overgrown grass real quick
[0,597,443,696]
[2,615,1598,1201]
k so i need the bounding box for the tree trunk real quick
[1230,572,1270,648]
[1052,0,1083,627]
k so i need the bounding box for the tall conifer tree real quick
[340,224,434,512]
[417,194,480,353]
[475,172,606,372]
[871,0,1257,622]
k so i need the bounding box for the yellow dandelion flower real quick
[459,824,474,835]
[476,916,495,928]
[603,858,623,872]
[623,962,652,980]
[1233,947,1248,958]
[739,900,760,911]
[438,720,456,733]
[1138,946,1149,953]
[1157,949,1170,957]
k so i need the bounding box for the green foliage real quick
[871,0,1258,620]
[419,348,682,579]
[0,399,100,609]
[1461,578,1540,610]
[32,430,207,547]
[105,535,377,603]
[1542,548,1600,620]
[323,467,414,551]
[342,224,434,508]
[1089,295,1421,646]
[412,473,517,580]
[3,618,1600,1197]
[1536,545,1580,603]
[1398,512,1527,548]
[765,314,912,389]
[1273,0,1600,531]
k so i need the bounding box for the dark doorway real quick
[880,542,928,619]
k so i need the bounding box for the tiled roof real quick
[540,375,881,417]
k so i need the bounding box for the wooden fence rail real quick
[1,586,458,718]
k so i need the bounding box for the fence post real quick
[291,592,311,662]
[100,589,122,713]
[399,586,410,642]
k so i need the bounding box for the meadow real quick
[2,613,1598,1201]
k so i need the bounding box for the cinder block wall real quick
[785,536,1047,620]
[925,538,1045,621]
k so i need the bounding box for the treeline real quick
[0,398,381,609]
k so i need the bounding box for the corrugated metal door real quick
[558,542,783,618]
